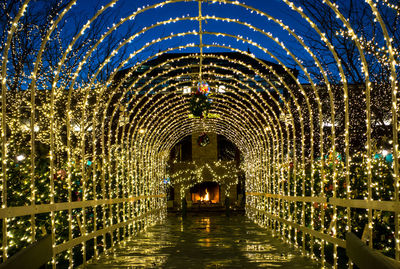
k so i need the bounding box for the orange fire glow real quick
[192,185,219,203]
[200,188,210,202]
[204,189,209,201]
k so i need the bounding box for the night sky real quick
[66,0,310,80]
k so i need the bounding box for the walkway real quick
[87,213,319,268]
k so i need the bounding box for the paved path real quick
[87,213,319,268]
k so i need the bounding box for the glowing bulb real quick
[16,155,26,161]
[218,85,226,93]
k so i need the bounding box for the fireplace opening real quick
[190,182,220,204]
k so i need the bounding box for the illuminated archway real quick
[1,0,399,268]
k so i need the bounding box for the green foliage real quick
[189,93,211,117]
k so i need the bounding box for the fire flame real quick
[204,188,209,201]
[199,188,210,202]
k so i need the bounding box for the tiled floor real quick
[87,213,319,268]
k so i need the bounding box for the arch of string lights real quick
[1,0,399,267]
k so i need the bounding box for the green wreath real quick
[190,93,211,117]
[197,133,210,147]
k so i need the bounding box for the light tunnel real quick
[1,0,399,267]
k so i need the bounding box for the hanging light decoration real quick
[198,81,210,95]
[189,81,212,118]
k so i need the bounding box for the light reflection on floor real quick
[87,213,319,268]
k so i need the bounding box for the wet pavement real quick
[87,212,319,268]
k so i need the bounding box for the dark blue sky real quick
[66,0,311,80]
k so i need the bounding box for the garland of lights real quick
[168,161,242,198]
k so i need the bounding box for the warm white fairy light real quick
[16,155,26,162]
